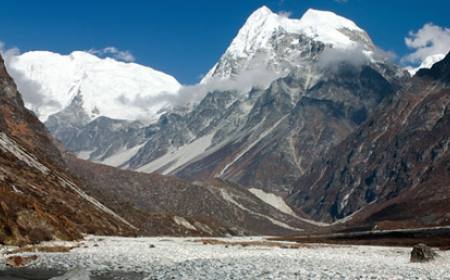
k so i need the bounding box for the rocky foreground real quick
[1,236,449,280]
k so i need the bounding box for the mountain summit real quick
[201,6,373,83]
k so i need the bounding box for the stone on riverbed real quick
[410,243,438,263]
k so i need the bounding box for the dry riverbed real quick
[0,236,449,279]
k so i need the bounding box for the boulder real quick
[6,255,38,267]
[410,243,438,263]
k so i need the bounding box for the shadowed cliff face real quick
[288,52,450,226]
[0,55,136,245]
[174,63,401,193]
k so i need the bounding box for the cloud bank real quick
[403,23,450,65]
[317,44,369,72]
[115,67,283,112]
[316,43,396,74]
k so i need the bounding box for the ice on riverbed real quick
[1,236,449,279]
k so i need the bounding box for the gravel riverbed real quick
[1,236,449,279]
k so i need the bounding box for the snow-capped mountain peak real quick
[300,9,362,32]
[225,6,301,57]
[6,50,181,122]
[201,6,372,83]
[229,7,364,55]
[298,9,364,46]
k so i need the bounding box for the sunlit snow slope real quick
[7,51,181,122]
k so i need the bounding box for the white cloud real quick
[402,23,450,65]
[88,46,135,62]
[116,67,283,111]
[178,67,282,105]
[317,44,370,72]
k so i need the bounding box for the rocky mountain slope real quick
[18,7,407,195]
[0,54,136,245]
[65,154,321,236]
[287,52,450,226]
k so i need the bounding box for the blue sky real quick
[0,0,448,84]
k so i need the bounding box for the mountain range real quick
[7,7,407,192]
[0,6,449,244]
[0,51,320,245]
